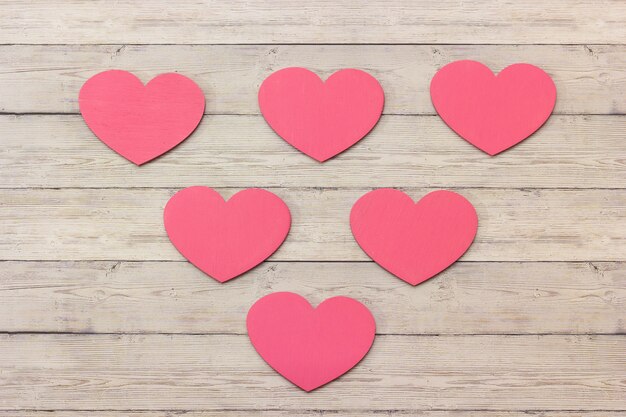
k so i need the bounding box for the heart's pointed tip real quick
[475,145,501,156]
[397,275,423,286]
[212,275,236,284]
[128,155,151,165]
[300,384,319,392]
[310,154,331,162]
[403,271,446,286]
[197,267,237,283]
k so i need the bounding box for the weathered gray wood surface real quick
[2,115,625,189]
[0,261,623,335]
[0,45,624,115]
[2,188,624,262]
[0,334,624,410]
[1,413,624,417]
[1,1,625,44]
[0,0,624,414]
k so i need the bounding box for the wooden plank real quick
[1,45,624,115]
[1,412,624,417]
[0,334,623,410]
[2,115,625,189]
[1,188,624,262]
[0,261,623,335]
[1,1,625,45]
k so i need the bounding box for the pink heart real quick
[430,60,556,155]
[163,187,290,282]
[258,68,384,162]
[79,70,205,165]
[247,292,376,392]
[351,189,478,286]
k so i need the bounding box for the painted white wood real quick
[2,115,625,189]
[1,0,624,413]
[2,413,623,417]
[1,1,624,44]
[1,45,624,115]
[0,334,623,410]
[0,261,622,335]
[2,188,624,262]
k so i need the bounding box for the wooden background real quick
[0,1,625,415]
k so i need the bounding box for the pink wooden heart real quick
[351,189,478,286]
[430,60,556,155]
[163,187,290,282]
[258,67,384,162]
[247,292,376,392]
[79,70,205,165]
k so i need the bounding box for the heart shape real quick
[258,68,384,162]
[351,189,478,286]
[430,60,556,155]
[79,70,205,165]
[163,187,291,282]
[247,292,376,392]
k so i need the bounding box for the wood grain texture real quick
[1,0,624,413]
[0,261,623,335]
[2,413,624,417]
[2,115,625,189]
[0,334,623,411]
[1,44,624,115]
[1,1,625,44]
[2,188,624,262]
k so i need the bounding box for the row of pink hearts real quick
[167,185,476,392]
[80,60,557,165]
[165,186,477,285]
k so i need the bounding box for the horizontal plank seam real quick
[1,409,625,413]
[1,42,626,46]
[1,332,624,336]
[2,187,625,191]
[0,260,618,264]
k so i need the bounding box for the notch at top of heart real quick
[258,67,385,162]
[430,60,556,156]
[79,70,205,165]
